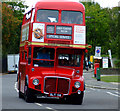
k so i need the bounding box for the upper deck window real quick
[37,9,59,23]
[61,11,83,24]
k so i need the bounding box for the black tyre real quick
[18,79,23,98]
[24,85,35,103]
[72,91,84,105]
[19,90,23,98]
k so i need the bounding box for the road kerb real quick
[85,84,119,91]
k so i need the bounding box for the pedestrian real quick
[86,60,89,71]
[89,60,91,69]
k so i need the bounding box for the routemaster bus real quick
[18,0,88,104]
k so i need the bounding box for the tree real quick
[108,7,119,59]
[2,1,28,57]
[118,7,120,59]
[0,2,2,58]
[6,0,28,20]
[82,2,119,58]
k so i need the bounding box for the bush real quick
[101,54,109,57]
[114,60,120,68]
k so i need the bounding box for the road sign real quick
[102,57,108,68]
[95,46,101,57]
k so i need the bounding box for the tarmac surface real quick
[2,73,119,110]
[1,69,120,91]
[83,69,119,91]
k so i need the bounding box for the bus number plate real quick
[49,93,62,97]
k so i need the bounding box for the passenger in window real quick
[37,49,50,60]
[64,59,69,66]
[62,16,71,24]
[74,15,82,24]
[74,59,80,67]
[69,59,74,66]
[37,13,50,22]
[74,60,77,66]
[59,59,65,66]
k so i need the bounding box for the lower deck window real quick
[33,47,55,67]
[58,54,81,67]
[33,60,54,67]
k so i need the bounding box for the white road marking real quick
[115,91,120,94]
[46,107,58,111]
[15,82,19,93]
[35,103,57,111]
[35,103,43,106]
[107,92,120,97]
[90,88,95,90]
[46,107,53,110]
[15,83,57,111]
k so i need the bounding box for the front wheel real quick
[24,85,35,103]
[19,90,23,98]
[71,91,84,105]
[18,78,23,98]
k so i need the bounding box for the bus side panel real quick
[80,51,84,76]
[20,63,26,93]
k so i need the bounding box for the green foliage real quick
[0,3,2,58]
[2,1,119,60]
[101,55,109,57]
[101,76,120,83]
[6,1,28,20]
[2,1,28,57]
[114,60,120,68]
[82,2,119,58]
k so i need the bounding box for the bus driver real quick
[37,48,50,60]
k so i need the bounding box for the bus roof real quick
[35,0,85,12]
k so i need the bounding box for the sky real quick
[24,0,120,13]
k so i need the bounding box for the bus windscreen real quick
[37,9,59,23]
[33,47,55,67]
[61,11,83,24]
[58,54,81,67]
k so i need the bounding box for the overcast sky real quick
[24,0,120,13]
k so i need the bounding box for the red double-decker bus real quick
[18,0,87,104]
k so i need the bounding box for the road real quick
[1,74,119,111]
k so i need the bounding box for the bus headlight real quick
[74,81,81,88]
[33,79,39,85]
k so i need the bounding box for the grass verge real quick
[101,76,120,83]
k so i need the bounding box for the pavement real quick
[83,69,120,90]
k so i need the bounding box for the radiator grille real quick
[44,77,69,94]
[57,78,69,94]
[45,78,56,92]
